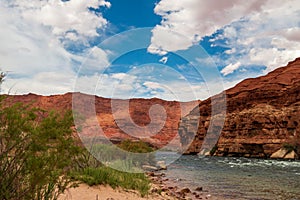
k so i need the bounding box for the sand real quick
[58,184,175,200]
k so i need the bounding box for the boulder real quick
[284,150,298,159]
[142,165,158,171]
[270,148,289,159]
[180,187,191,194]
[195,187,203,191]
[156,161,167,170]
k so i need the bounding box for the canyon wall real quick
[3,93,197,149]
[179,58,300,158]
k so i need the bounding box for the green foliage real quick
[0,101,81,200]
[118,139,154,153]
[157,188,163,195]
[210,145,218,156]
[86,140,156,170]
[69,140,154,196]
[283,143,297,153]
[70,166,150,197]
[0,89,153,199]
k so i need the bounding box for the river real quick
[156,152,300,200]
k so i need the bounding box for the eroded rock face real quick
[179,58,300,158]
[3,93,197,149]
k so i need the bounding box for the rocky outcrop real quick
[270,148,298,159]
[3,93,197,149]
[179,57,300,158]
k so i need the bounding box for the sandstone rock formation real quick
[179,58,300,158]
[3,93,197,149]
[270,148,298,159]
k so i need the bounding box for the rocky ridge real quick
[179,57,300,159]
[3,93,197,149]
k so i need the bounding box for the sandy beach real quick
[58,183,177,200]
[58,171,217,200]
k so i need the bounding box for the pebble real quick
[180,187,191,194]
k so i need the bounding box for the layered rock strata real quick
[179,58,300,158]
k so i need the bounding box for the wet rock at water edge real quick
[142,165,158,171]
[156,160,167,170]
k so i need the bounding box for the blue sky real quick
[1,0,300,101]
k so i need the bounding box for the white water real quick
[156,152,300,200]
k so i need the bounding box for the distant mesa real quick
[3,92,198,150]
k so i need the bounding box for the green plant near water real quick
[87,139,156,169]
[282,143,297,153]
[69,140,154,196]
[117,139,154,153]
[210,145,218,156]
[70,166,150,197]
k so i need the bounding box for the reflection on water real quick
[156,152,300,200]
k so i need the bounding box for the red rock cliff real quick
[179,58,300,158]
[3,93,197,149]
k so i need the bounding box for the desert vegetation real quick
[0,73,151,199]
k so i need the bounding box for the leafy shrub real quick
[0,101,81,200]
[86,140,156,170]
[118,139,154,153]
[283,143,297,153]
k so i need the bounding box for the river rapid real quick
[156,152,300,200]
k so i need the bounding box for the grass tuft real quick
[70,166,151,197]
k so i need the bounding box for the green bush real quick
[118,139,154,153]
[283,143,297,153]
[0,101,81,200]
[0,101,152,199]
[86,140,156,170]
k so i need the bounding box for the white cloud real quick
[2,72,76,95]
[10,0,111,40]
[143,81,164,90]
[249,47,300,71]
[281,27,300,42]
[79,47,111,72]
[224,48,236,55]
[0,4,72,74]
[221,62,241,76]
[150,0,300,74]
[0,0,111,95]
[148,0,267,55]
[215,0,300,72]
[159,56,168,64]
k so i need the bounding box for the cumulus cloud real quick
[0,0,111,95]
[148,0,267,55]
[9,0,111,40]
[212,0,300,72]
[221,62,241,76]
[149,0,300,73]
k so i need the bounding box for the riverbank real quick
[58,182,178,200]
[147,171,217,200]
[59,154,300,200]
[58,174,214,200]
